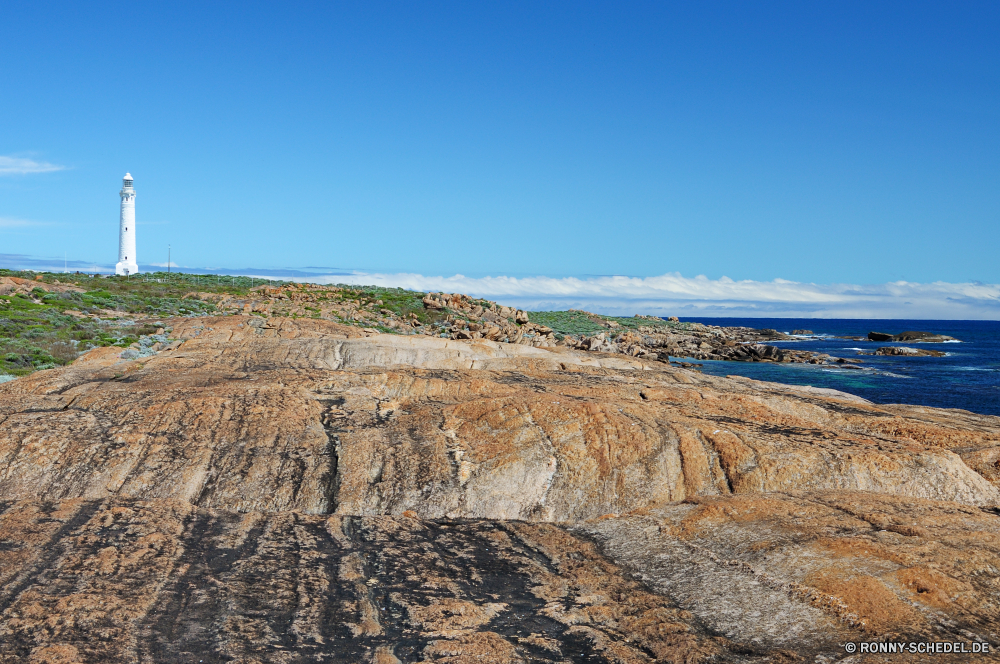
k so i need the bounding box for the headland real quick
[1,270,998,662]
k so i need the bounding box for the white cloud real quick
[0,217,47,228]
[0,156,66,175]
[148,261,180,268]
[303,271,1000,319]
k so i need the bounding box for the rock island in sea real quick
[1,270,998,662]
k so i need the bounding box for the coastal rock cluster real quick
[422,300,860,366]
[558,322,858,366]
[868,331,957,343]
[0,276,84,298]
[186,286,550,344]
[185,284,859,366]
[873,346,947,357]
[1,316,999,662]
[422,293,561,347]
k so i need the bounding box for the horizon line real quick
[2,254,998,321]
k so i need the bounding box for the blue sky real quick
[2,2,999,315]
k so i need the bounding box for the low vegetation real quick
[321,285,450,326]
[0,269,281,376]
[1,269,697,378]
[529,309,695,338]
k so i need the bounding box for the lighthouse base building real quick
[116,173,139,276]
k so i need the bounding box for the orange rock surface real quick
[0,316,998,662]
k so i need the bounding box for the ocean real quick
[679,318,1000,417]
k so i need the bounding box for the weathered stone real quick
[422,295,445,309]
[894,330,957,342]
[875,346,946,357]
[1,316,999,660]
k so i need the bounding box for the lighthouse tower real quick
[115,173,138,276]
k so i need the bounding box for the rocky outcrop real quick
[2,316,998,519]
[1,316,999,661]
[0,498,820,663]
[559,327,856,366]
[0,276,85,297]
[870,330,957,343]
[182,283,855,365]
[874,346,946,357]
[583,491,1000,654]
[895,330,958,342]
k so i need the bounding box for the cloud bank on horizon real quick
[312,271,1000,320]
[2,253,996,319]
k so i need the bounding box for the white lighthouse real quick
[116,173,138,276]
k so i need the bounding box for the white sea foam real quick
[874,371,913,379]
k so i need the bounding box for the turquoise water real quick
[679,318,1000,416]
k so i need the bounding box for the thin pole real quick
[168,245,171,274]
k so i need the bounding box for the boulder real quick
[483,325,503,341]
[754,329,785,339]
[869,331,956,343]
[874,346,946,357]
[756,344,785,361]
[791,329,813,335]
[421,295,445,309]
[894,331,957,342]
[894,331,934,341]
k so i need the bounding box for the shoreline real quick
[1,270,962,377]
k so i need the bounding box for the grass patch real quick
[323,285,451,326]
[0,268,277,376]
[528,311,606,337]
[529,310,700,338]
